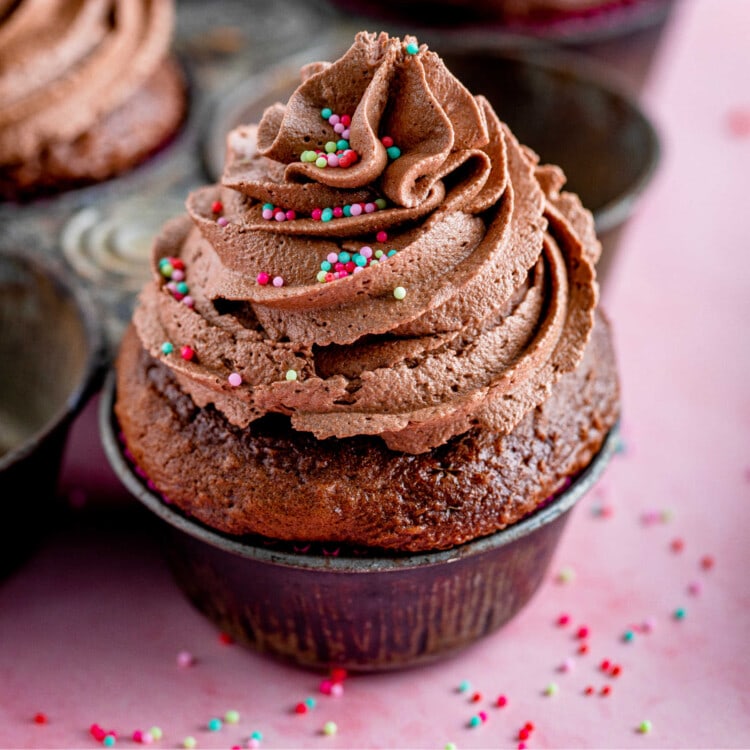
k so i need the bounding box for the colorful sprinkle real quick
[161,342,174,355]
[557,613,570,626]
[182,738,196,749]
[176,650,194,667]
[468,716,482,728]
[208,718,222,732]
[576,626,589,639]
[638,720,653,734]
[445,744,457,750]
[544,682,559,696]
[228,372,242,387]
[33,713,48,725]
[386,145,401,160]
[295,703,307,715]
[103,735,116,748]
[559,657,575,673]
[322,721,337,736]
[671,538,685,553]
[304,697,316,708]
[149,727,162,741]
[393,286,407,300]
[285,369,298,382]
[470,692,482,703]
[623,629,635,643]
[225,711,240,725]
[458,680,471,693]
[673,607,686,620]
[406,41,419,55]
[256,272,269,286]
[558,566,576,583]
[250,731,263,741]
[701,555,715,570]
[496,695,508,707]
[180,345,194,361]
[217,217,229,227]
[376,231,388,243]
[211,201,223,214]
[272,276,284,287]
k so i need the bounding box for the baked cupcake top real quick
[133,31,601,453]
[0,0,175,165]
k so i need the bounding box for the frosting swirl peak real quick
[134,31,600,453]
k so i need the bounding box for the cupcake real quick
[0,0,186,201]
[114,31,619,553]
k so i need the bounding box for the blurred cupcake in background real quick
[0,0,187,202]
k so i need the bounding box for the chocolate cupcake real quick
[0,0,186,201]
[114,31,619,552]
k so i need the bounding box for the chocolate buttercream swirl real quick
[133,31,601,453]
[0,0,174,165]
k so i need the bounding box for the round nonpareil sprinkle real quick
[330,683,344,697]
[142,730,154,744]
[225,711,240,724]
[272,276,284,287]
[211,201,223,214]
[247,741,260,749]
[393,286,406,300]
[207,718,222,732]
[688,580,702,595]
[323,721,337,736]
[182,738,196,749]
[149,727,162,741]
[386,145,401,160]
[560,657,575,673]
[103,736,116,748]
[445,743,457,750]
[304,696,316,709]
[285,369,298,382]
[471,692,482,703]
[295,702,307,714]
[558,566,576,583]
[406,41,419,55]
[217,217,228,227]
[601,685,612,696]
[33,713,48,724]
[256,272,269,286]
[468,716,481,728]
[639,720,653,734]
[576,626,589,639]
[180,345,194,361]
[557,613,570,626]
[544,682,559,696]
[458,680,471,693]
[623,629,635,643]
[701,555,715,570]
[674,607,686,620]
[161,342,174,355]
[496,695,507,707]
[376,230,388,243]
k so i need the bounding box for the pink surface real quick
[2,1,750,747]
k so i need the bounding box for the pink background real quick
[2,1,749,747]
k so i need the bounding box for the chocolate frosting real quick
[0,0,175,165]
[132,32,601,454]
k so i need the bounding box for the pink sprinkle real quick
[285,210,296,221]
[171,269,185,282]
[327,154,340,167]
[217,216,229,227]
[177,650,194,667]
[228,373,242,387]
[353,266,364,274]
[262,208,274,220]
[272,276,284,287]
[496,695,508,707]
[142,731,154,745]
[247,740,260,749]
[133,731,143,743]
[360,246,373,259]
[166,281,178,292]
[350,204,363,216]
[342,128,350,139]
[518,744,527,750]
[478,711,488,722]
[319,679,333,695]
[333,206,344,218]
[334,122,345,134]
[560,657,575,673]
[274,211,286,222]
[331,683,344,697]
[557,613,570,626]
[329,114,340,126]
[688,580,702,596]
[641,617,656,633]
[364,202,376,213]
[576,626,589,639]
[727,109,750,137]
[327,252,338,264]
[338,270,348,278]
[182,295,194,308]
[376,231,388,243]
[311,208,322,221]
[256,272,269,286]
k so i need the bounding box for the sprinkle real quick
[250,731,263,741]
[496,695,507,707]
[180,345,194,361]
[330,683,344,697]
[133,731,143,743]
[274,210,286,222]
[217,217,228,227]
[387,248,397,257]
[161,342,174,355]
[211,201,223,214]
[301,151,316,163]
[33,713,48,724]
[445,744,457,750]
[576,626,589,639]
[600,659,611,671]
[470,692,482,703]
[584,686,594,695]
[350,203,363,216]
[182,295,194,308]
[578,643,589,654]
[160,262,174,278]
[701,555,715,570]
[304,697,316,708]
[286,210,296,221]
[671,538,685,553]
[386,146,401,160]
[558,566,576,583]
[468,716,481,728]
[321,207,334,222]
[638,720,653,734]
[381,136,394,148]
[325,141,337,153]
[376,231,388,243]
[322,721,337,736]
[611,665,622,677]
[225,710,240,724]
[149,727,163,741]
[317,271,328,283]
[219,632,234,645]
[319,679,333,695]
[364,202,376,213]
[557,613,570,626]
[285,369,298,382]
[103,736,116,748]
[661,508,675,522]
[519,728,530,741]
[247,741,260,749]
[623,630,635,643]
[478,711,488,723]
[171,269,185,282]
[673,607,686,620]
[641,617,656,633]
[405,42,419,55]
[375,198,387,209]
[321,108,332,119]
[315,156,327,168]
[601,685,611,696]
[457,680,471,693]
[90,725,106,741]
[228,372,242,387]
[182,738,196,749]
[295,703,307,714]
[208,718,222,732]
[559,657,575,673]
[544,682,559,696]
[360,246,373,259]
[176,650,194,667]
[272,276,284,287]
[393,286,407,300]
[256,272,269,286]
[341,115,351,126]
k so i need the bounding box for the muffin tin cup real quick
[100,371,618,671]
[0,252,103,577]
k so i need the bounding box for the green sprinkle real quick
[321,207,334,222]
[323,722,337,736]
[149,728,163,741]
[315,156,327,168]
[661,509,675,522]
[160,263,173,278]
[374,249,384,259]
[393,286,407,300]
[445,744,457,750]
[623,630,635,642]
[304,697,317,709]
[225,710,240,724]
[207,718,222,732]
[674,607,686,620]
[182,738,196,749]
[468,716,481,728]
[325,141,337,153]
[386,146,401,160]
[639,720,653,734]
[406,42,419,55]
[336,139,350,150]
[374,198,387,209]
[316,271,327,283]
[286,369,298,382]
[557,566,576,583]
[321,108,332,119]
[545,682,559,696]
[161,342,174,355]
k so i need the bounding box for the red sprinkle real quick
[557,614,570,626]
[578,643,589,654]
[376,231,388,243]
[331,667,348,683]
[180,345,194,361]
[381,136,394,148]
[671,538,685,553]
[600,659,611,671]
[341,114,351,127]
[611,664,622,677]
[170,258,185,270]
[601,685,611,696]
[33,713,48,725]
[519,728,530,741]
[211,201,223,214]
[701,555,715,570]
[524,722,535,732]
[496,695,508,707]
[576,626,589,639]
[471,692,482,703]
[90,725,106,741]
[294,702,308,714]
[584,686,594,696]
[218,632,234,645]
